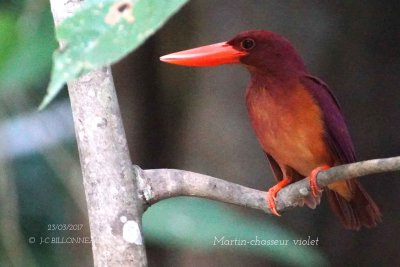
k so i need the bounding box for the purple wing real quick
[301,75,356,164]
[301,75,382,229]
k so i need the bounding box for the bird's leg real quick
[309,165,330,197]
[267,177,292,216]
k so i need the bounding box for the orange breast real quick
[246,82,332,176]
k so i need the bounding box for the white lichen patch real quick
[120,215,127,223]
[135,168,153,201]
[299,187,309,196]
[87,88,96,97]
[122,219,143,245]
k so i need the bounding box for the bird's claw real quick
[266,177,291,216]
[309,165,330,197]
[267,190,281,216]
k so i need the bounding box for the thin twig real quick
[135,156,400,214]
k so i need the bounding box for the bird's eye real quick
[241,38,255,50]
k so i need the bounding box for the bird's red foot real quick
[267,177,292,216]
[309,165,330,197]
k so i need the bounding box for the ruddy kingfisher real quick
[160,30,381,230]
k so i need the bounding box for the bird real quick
[160,30,381,230]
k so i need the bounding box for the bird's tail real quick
[326,179,381,230]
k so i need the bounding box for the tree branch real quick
[135,156,400,214]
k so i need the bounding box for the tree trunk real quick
[49,1,147,266]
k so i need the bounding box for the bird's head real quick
[160,30,306,77]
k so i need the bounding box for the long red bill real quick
[160,42,247,67]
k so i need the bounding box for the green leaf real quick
[0,12,18,70]
[0,8,56,92]
[143,198,329,267]
[40,0,189,109]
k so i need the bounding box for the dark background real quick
[0,0,399,266]
[115,1,400,266]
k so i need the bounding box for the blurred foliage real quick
[0,0,331,267]
[0,1,88,266]
[0,1,56,93]
[143,198,328,267]
[12,145,90,267]
[41,0,189,109]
